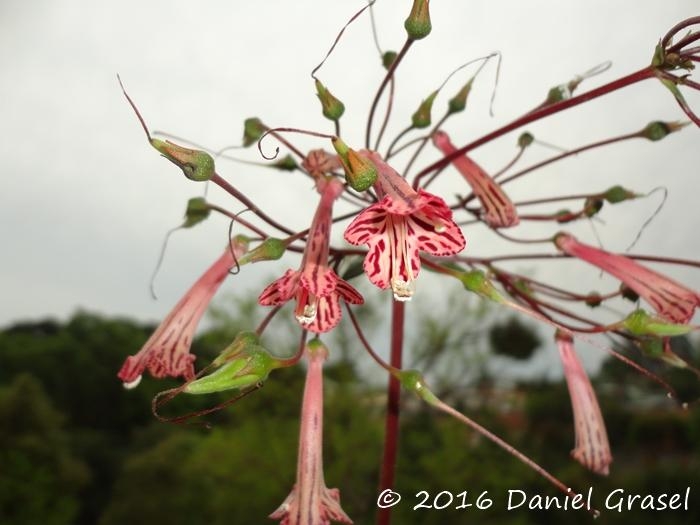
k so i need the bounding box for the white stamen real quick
[296,304,318,324]
[391,278,415,301]
[123,375,142,390]
[434,223,446,233]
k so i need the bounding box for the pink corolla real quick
[344,151,465,300]
[118,237,249,388]
[432,130,519,228]
[556,331,612,475]
[258,177,363,333]
[270,339,352,525]
[555,232,700,323]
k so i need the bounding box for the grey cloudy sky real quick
[1,0,699,344]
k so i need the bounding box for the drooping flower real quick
[555,232,700,323]
[270,339,352,525]
[118,237,249,388]
[556,330,612,476]
[258,177,363,333]
[344,150,465,300]
[432,130,519,228]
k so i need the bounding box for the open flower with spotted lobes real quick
[258,177,363,333]
[556,331,612,475]
[270,339,352,525]
[432,130,519,228]
[554,232,700,323]
[344,151,465,300]
[118,237,250,388]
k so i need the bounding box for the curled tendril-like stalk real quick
[653,16,700,126]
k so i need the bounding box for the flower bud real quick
[641,120,686,141]
[411,90,438,128]
[404,0,432,40]
[518,132,534,148]
[315,79,345,121]
[392,368,439,405]
[273,154,298,171]
[237,238,287,265]
[585,292,602,307]
[639,338,689,369]
[621,309,693,337]
[602,185,637,204]
[185,332,283,394]
[382,51,398,70]
[150,139,215,181]
[583,198,603,218]
[331,137,378,192]
[242,117,267,147]
[458,270,504,302]
[447,80,473,115]
[182,197,210,228]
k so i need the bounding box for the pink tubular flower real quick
[118,238,249,388]
[344,151,465,300]
[555,232,700,323]
[432,130,519,228]
[258,178,363,333]
[556,331,612,476]
[270,340,352,525]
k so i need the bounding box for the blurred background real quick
[1,1,699,523]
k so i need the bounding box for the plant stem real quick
[376,300,405,525]
[413,67,655,186]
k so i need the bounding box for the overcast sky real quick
[1,0,698,352]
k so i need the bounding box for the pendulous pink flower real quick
[556,330,612,476]
[555,232,700,323]
[258,177,363,333]
[118,237,249,388]
[344,151,465,300]
[432,130,519,228]
[270,339,352,525]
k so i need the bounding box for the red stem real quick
[413,67,655,187]
[376,300,405,525]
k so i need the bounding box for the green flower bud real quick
[411,90,438,129]
[458,270,504,302]
[585,292,602,308]
[545,84,570,105]
[186,332,282,394]
[518,132,534,148]
[393,368,438,404]
[620,284,639,303]
[331,137,378,192]
[274,154,298,171]
[603,185,637,204]
[447,80,473,114]
[639,338,688,368]
[306,338,329,359]
[641,120,686,141]
[243,117,267,147]
[404,0,432,40]
[382,51,398,70]
[315,79,345,121]
[583,198,603,218]
[621,309,693,337]
[150,139,215,181]
[182,197,210,228]
[237,238,287,265]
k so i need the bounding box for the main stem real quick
[376,300,405,525]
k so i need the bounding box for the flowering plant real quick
[118,3,700,523]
